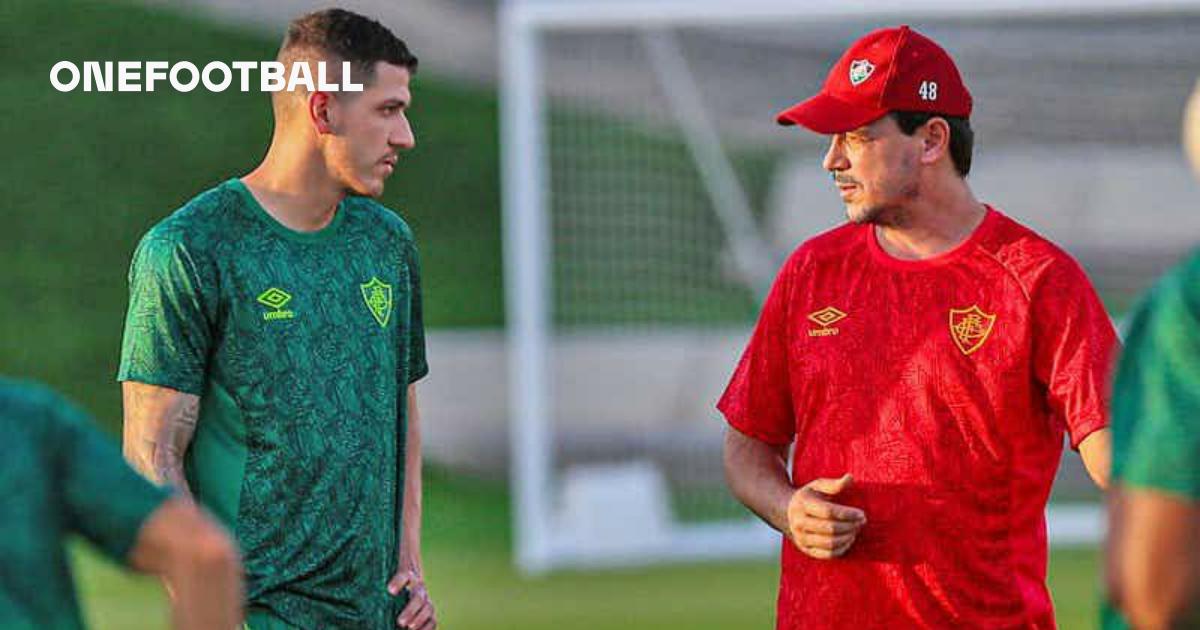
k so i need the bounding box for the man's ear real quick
[309,91,335,135]
[919,117,951,166]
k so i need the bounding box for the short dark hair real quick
[889,111,974,177]
[280,8,418,86]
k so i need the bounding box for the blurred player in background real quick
[719,25,1116,628]
[0,378,241,630]
[1104,79,1200,629]
[118,9,435,630]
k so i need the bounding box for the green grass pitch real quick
[74,470,1103,630]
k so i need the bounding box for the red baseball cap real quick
[776,25,972,133]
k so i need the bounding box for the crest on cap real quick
[849,59,875,86]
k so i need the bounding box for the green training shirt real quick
[0,378,168,630]
[1103,250,1200,629]
[118,178,428,629]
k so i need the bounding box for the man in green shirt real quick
[1105,80,1200,628]
[0,378,241,630]
[118,9,434,630]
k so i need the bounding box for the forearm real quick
[1111,487,1200,629]
[122,382,199,494]
[167,545,244,630]
[723,428,794,535]
[129,499,243,630]
[401,385,423,570]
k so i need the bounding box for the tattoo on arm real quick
[122,382,200,494]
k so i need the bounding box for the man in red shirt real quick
[719,25,1115,629]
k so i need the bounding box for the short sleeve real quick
[117,231,216,395]
[1031,255,1119,449]
[404,239,428,384]
[1111,261,1200,499]
[716,256,798,446]
[51,399,170,563]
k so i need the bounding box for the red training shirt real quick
[717,207,1117,629]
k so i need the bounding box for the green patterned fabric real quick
[1111,249,1200,498]
[245,607,300,629]
[0,378,169,630]
[118,178,427,629]
[1104,249,1200,629]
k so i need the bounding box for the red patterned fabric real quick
[718,207,1117,629]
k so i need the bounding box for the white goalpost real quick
[501,0,1200,574]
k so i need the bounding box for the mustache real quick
[832,174,860,185]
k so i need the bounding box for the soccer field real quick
[12,3,1107,627]
[74,469,1103,630]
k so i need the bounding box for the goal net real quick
[500,0,1200,573]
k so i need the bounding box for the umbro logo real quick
[257,287,296,321]
[807,306,846,337]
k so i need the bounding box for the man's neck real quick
[241,142,344,233]
[873,182,986,261]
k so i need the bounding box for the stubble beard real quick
[848,176,919,228]
[848,200,908,228]
[847,202,882,225]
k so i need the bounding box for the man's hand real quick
[389,569,436,630]
[787,474,867,559]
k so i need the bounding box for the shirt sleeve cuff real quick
[116,370,205,397]
[717,401,793,447]
[1068,416,1109,451]
[407,362,429,384]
